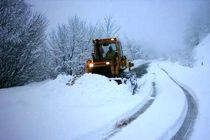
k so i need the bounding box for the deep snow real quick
[0,35,210,140]
[0,62,187,140]
[0,70,153,140]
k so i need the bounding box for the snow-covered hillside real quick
[194,34,210,67]
[0,35,210,140]
[160,34,210,140]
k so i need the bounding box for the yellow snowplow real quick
[85,38,134,78]
[68,37,137,94]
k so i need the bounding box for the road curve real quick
[104,63,154,139]
[161,68,198,140]
[105,81,156,140]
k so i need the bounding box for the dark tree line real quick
[0,0,47,88]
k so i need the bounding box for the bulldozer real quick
[68,37,137,94]
[85,38,137,93]
[85,38,133,77]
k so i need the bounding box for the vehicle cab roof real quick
[93,38,119,45]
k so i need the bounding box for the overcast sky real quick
[27,0,207,54]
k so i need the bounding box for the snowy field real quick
[0,35,210,140]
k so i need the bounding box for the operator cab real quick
[92,38,121,62]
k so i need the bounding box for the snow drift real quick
[0,73,149,140]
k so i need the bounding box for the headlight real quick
[89,63,94,68]
[106,62,110,65]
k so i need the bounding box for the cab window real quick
[101,43,116,58]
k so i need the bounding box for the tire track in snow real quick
[104,77,156,139]
[161,68,198,140]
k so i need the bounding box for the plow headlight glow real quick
[111,38,114,41]
[89,63,94,68]
[106,62,110,65]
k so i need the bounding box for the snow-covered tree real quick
[48,16,122,76]
[0,0,47,88]
[49,16,92,75]
[99,16,120,38]
[122,37,149,61]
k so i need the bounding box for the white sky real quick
[27,0,204,53]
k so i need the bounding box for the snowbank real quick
[0,72,150,140]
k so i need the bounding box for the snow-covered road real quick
[161,68,198,140]
[110,63,198,140]
[0,61,206,140]
[110,63,188,140]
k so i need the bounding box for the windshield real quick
[93,43,117,61]
[101,43,117,58]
